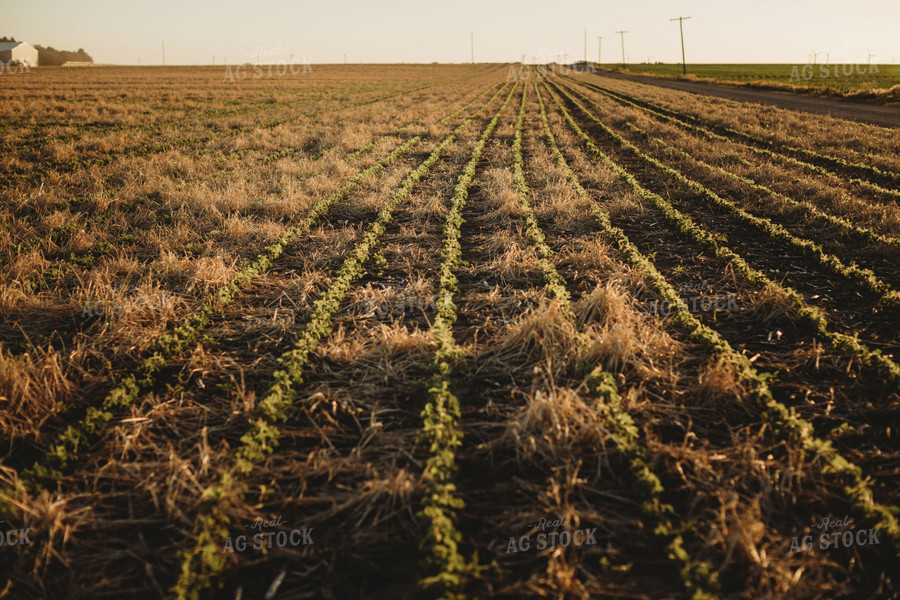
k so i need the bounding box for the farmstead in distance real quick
[0,41,38,67]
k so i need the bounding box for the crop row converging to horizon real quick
[1,63,899,599]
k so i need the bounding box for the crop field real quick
[1,64,900,599]
[612,63,900,96]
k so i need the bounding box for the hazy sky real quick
[4,0,898,65]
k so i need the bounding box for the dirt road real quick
[592,71,900,128]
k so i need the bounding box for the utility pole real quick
[470,32,474,64]
[596,36,604,65]
[616,30,628,69]
[162,41,166,66]
[584,28,587,64]
[670,16,690,74]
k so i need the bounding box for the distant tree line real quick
[35,45,94,66]
[1,35,93,65]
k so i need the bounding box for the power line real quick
[584,28,587,64]
[616,30,628,69]
[596,35,604,65]
[670,16,690,74]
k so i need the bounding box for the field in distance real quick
[602,62,900,98]
[1,64,900,599]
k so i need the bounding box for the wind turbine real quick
[866,49,877,65]
[810,49,821,65]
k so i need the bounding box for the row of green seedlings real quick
[0,83,435,188]
[6,83,504,499]
[416,81,517,600]
[18,119,403,295]
[551,80,900,309]
[0,95,331,184]
[4,76,485,223]
[5,80,454,267]
[29,81,500,284]
[563,74,900,203]
[168,82,513,600]
[21,69,498,178]
[0,84,411,211]
[0,94,311,153]
[621,120,900,251]
[515,83,722,599]
[0,69,490,180]
[4,125,409,362]
[8,142,339,299]
[573,73,900,192]
[0,81,340,138]
[546,81,900,389]
[9,124,339,270]
[539,82,900,560]
[0,82,380,153]
[180,79,472,165]
[14,116,353,224]
[1,80,413,171]
[3,85,499,373]
[708,140,899,219]
[2,82,504,549]
[9,89,498,359]
[555,79,900,251]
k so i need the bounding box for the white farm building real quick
[0,42,38,67]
